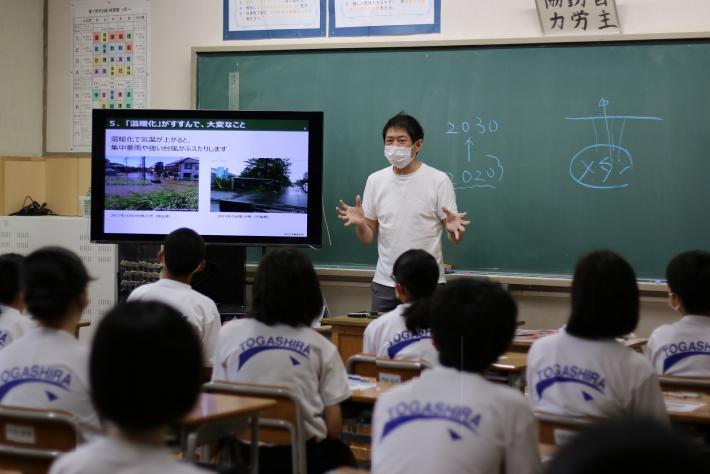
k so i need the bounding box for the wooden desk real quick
[178,392,276,473]
[349,379,396,404]
[323,315,525,363]
[349,385,710,426]
[511,330,648,354]
[664,391,710,426]
[347,352,528,405]
[314,325,332,338]
[321,316,372,363]
[486,352,528,390]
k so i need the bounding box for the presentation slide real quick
[102,121,311,238]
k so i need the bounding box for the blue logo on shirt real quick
[381,400,481,441]
[0,331,8,348]
[387,330,432,358]
[238,336,311,370]
[535,364,606,399]
[661,341,710,373]
[0,365,72,400]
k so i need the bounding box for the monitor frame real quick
[90,108,323,246]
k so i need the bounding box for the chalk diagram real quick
[566,99,663,190]
[444,118,504,190]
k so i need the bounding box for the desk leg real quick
[184,432,197,461]
[250,415,259,474]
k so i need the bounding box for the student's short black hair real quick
[0,253,24,306]
[90,301,203,431]
[393,249,439,333]
[431,279,517,373]
[164,227,205,277]
[547,417,710,474]
[250,248,322,328]
[382,112,424,143]
[22,247,90,327]
[666,250,710,315]
[566,250,639,340]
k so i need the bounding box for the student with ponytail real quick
[363,249,439,367]
[0,247,100,436]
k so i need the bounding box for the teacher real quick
[337,112,470,313]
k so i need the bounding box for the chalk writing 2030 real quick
[444,117,504,190]
[446,118,499,135]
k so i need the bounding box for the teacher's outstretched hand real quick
[336,195,365,226]
[337,195,377,244]
[443,207,470,243]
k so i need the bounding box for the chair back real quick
[0,405,82,474]
[374,358,430,383]
[347,353,429,384]
[658,375,710,395]
[535,412,593,447]
[346,354,378,379]
[204,381,307,474]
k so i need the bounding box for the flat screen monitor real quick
[91,109,323,245]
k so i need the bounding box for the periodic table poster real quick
[71,0,149,152]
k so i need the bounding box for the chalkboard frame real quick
[191,33,710,284]
[190,32,710,108]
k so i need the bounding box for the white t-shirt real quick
[0,327,100,436]
[527,330,668,422]
[371,366,541,474]
[0,305,36,349]
[647,315,710,376]
[128,279,220,366]
[362,304,439,367]
[362,163,457,287]
[212,318,351,441]
[50,435,208,474]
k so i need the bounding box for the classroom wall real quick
[45,0,710,152]
[0,155,90,215]
[0,0,44,156]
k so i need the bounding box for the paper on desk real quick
[348,379,377,391]
[664,399,706,413]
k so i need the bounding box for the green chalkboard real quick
[195,40,710,278]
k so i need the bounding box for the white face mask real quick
[384,146,414,169]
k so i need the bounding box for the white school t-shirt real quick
[0,327,100,436]
[362,304,439,367]
[362,163,457,287]
[212,318,351,441]
[371,366,541,474]
[128,279,220,366]
[647,315,710,376]
[50,435,209,474]
[0,305,36,349]
[526,330,668,422]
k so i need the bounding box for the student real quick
[212,248,355,474]
[526,250,668,421]
[128,227,220,367]
[0,253,35,348]
[546,417,710,474]
[371,279,541,474]
[50,301,207,474]
[362,249,439,366]
[0,247,100,436]
[337,112,470,313]
[647,250,710,376]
